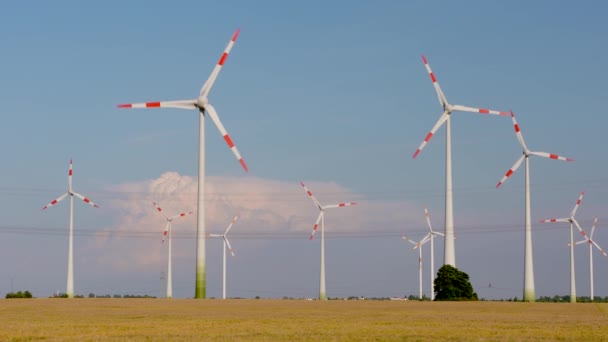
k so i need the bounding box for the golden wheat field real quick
[1,299,607,341]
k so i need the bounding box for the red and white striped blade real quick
[451,104,510,117]
[300,181,322,208]
[572,219,589,241]
[42,192,68,210]
[170,211,194,220]
[200,29,240,98]
[509,111,528,151]
[421,55,448,108]
[424,208,433,232]
[204,104,248,172]
[309,212,323,240]
[401,235,417,246]
[540,218,570,223]
[570,191,585,218]
[496,155,525,189]
[529,151,574,163]
[73,192,99,208]
[412,112,449,159]
[324,202,356,209]
[117,99,196,110]
[153,202,169,219]
[162,222,170,243]
[590,217,598,239]
[224,215,239,235]
[68,159,73,192]
[224,236,235,256]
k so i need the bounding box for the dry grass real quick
[0,299,607,341]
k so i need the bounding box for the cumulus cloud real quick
[89,172,422,272]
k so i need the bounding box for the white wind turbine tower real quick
[401,234,430,300]
[209,216,238,300]
[118,29,248,299]
[496,112,573,302]
[42,159,99,298]
[423,208,444,300]
[153,202,193,299]
[572,217,607,301]
[300,182,356,300]
[412,54,509,267]
[540,192,588,303]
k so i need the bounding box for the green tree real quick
[434,265,478,301]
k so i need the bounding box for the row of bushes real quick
[6,291,33,298]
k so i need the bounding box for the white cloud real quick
[89,172,422,272]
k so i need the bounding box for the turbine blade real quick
[162,222,170,243]
[68,159,73,192]
[509,111,528,151]
[419,233,432,246]
[224,236,235,256]
[224,215,239,235]
[323,202,357,209]
[72,192,99,208]
[204,104,248,172]
[496,155,525,189]
[117,99,196,110]
[450,104,510,117]
[574,240,587,245]
[591,240,608,257]
[412,112,449,159]
[401,235,417,246]
[573,219,590,242]
[153,202,169,219]
[421,54,448,107]
[529,151,573,162]
[590,217,598,239]
[540,218,570,223]
[170,211,194,220]
[42,193,69,210]
[309,212,323,240]
[300,182,323,208]
[424,208,433,233]
[200,29,240,97]
[570,191,585,218]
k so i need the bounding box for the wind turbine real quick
[496,112,573,302]
[423,208,444,300]
[412,54,509,267]
[42,159,99,298]
[572,217,607,301]
[209,216,238,300]
[540,192,588,303]
[153,202,193,299]
[401,234,430,300]
[118,29,247,298]
[300,182,356,300]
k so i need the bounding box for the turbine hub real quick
[196,96,208,109]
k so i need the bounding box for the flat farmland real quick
[1,299,607,341]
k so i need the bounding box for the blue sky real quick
[0,1,607,299]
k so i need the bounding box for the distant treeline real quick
[48,293,156,299]
[6,291,33,298]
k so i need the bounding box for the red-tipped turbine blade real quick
[200,29,241,98]
[204,104,248,172]
[116,100,196,110]
[42,193,68,210]
[496,155,525,189]
[73,192,99,208]
[412,112,449,159]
